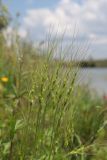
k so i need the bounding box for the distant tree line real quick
[79,59,107,68]
[79,60,96,68]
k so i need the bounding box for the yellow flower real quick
[1,76,9,83]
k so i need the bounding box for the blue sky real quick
[3,0,107,59]
[3,0,60,16]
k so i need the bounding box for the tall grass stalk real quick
[0,30,107,160]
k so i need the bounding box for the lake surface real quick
[78,68,107,96]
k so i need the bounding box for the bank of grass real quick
[0,38,107,160]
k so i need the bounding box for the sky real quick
[3,0,107,60]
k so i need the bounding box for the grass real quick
[0,34,107,160]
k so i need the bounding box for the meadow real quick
[0,33,107,160]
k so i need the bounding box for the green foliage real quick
[0,0,9,30]
[0,34,107,160]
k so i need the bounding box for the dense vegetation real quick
[0,1,107,160]
[0,34,107,160]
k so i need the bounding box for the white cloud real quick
[20,0,107,59]
[18,28,27,38]
[3,26,27,47]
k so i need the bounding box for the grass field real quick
[0,36,107,160]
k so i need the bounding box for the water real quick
[78,68,107,96]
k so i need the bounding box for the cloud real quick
[18,28,27,38]
[20,0,107,59]
[3,26,27,47]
